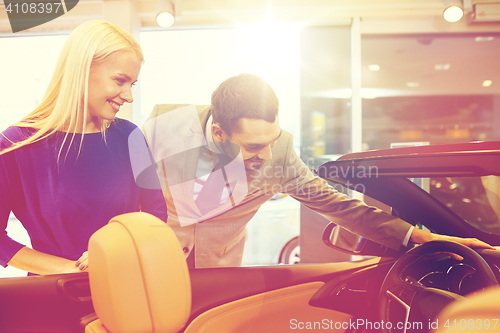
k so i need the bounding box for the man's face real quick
[215,117,281,170]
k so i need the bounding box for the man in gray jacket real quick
[143,73,492,268]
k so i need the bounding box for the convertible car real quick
[0,141,499,333]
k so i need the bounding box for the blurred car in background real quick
[242,194,300,265]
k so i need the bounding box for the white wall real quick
[0,35,68,132]
[140,25,301,146]
[0,26,302,142]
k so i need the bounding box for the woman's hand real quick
[61,261,85,273]
[60,252,88,273]
[8,247,89,275]
[75,251,88,271]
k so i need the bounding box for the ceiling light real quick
[406,82,420,88]
[443,0,464,22]
[483,80,493,87]
[156,0,176,27]
[157,12,175,27]
[368,64,380,71]
[434,63,451,71]
[475,36,495,42]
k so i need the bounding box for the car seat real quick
[433,285,500,332]
[84,212,191,333]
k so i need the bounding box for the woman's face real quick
[86,50,142,132]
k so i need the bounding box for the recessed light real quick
[406,82,420,88]
[483,80,493,87]
[434,63,451,70]
[475,36,495,42]
[368,64,380,71]
[156,12,175,27]
[443,5,464,23]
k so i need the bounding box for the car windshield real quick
[420,176,500,235]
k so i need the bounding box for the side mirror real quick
[322,222,406,258]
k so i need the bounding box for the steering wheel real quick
[378,240,498,333]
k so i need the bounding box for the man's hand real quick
[410,227,495,249]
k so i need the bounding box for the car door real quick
[0,254,396,333]
[184,257,395,333]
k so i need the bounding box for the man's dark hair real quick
[211,73,279,135]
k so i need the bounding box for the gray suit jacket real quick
[143,104,412,268]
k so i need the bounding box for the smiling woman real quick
[86,50,141,132]
[0,20,167,276]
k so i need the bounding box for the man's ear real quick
[211,123,228,142]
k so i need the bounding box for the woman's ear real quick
[211,123,228,142]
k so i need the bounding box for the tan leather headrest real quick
[434,285,500,332]
[88,212,191,333]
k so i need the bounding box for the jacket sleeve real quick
[277,134,412,251]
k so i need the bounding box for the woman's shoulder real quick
[0,126,35,148]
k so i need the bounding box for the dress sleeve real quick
[126,122,168,223]
[0,136,25,267]
[139,188,168,223]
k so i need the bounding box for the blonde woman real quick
[0,20,167,275]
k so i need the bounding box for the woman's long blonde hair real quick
[0,20,143,157]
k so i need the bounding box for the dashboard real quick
[401,252,497,296]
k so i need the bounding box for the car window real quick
[426,176,500,235]
[242,194,300,266]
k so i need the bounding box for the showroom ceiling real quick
[2,0,499,34]
[1,0,499,97]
